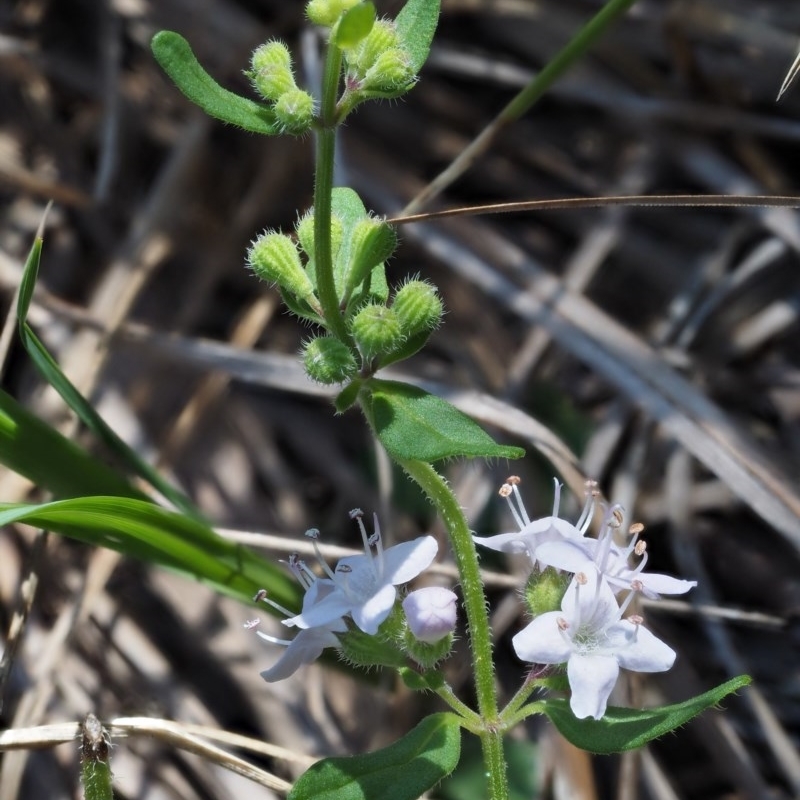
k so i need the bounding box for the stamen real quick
[305,528,338,582]
[257,590,297,619]
[352,510,377,577]
[557,617,570,631]
[253,589,267,603]
[370,513,385,575]
[243,619,261,629]
[634,540,646,557]
[550,478,562,517]
[574,485,597,534]
[256,630,293,647]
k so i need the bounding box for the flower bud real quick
[274,88,315,135]
[345,217,397,295]
[347,19,399,74]
[248,232,315,301]
[403,587,457,643]
[306,0,361,28]
[392,280,443,336]
[296,211,344,263]
[524,566,571,618]
[362,47,415,94]
[351,303,403,360]
[302,336,358,384]
[249,41,296,101]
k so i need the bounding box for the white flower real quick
[403,587,458,643]
[283,510,438,635]
[536,505,697,599]
[473,477,597,568]
[249,573,347,683]
[512,569,676,719]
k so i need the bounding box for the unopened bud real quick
[274,88,314,135]
[351,303,403,360]
[347,19,399,73]
[392,280,444,336]
[249,41,296,101]
[295,211,343,263]
[248,232,315,301]
[403,587,457,644]
[306,0,361,28]
[345,217,397,294]
[362,47,415,94]
[302,336,358,384]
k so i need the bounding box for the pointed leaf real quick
[0,497,299,609]
[395,0,440,73]
[152,31,279,135]
[542,675,751,754]
[364,379,524,462]
[334,3,377,49]
[288,712,461,800]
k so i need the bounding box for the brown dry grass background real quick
[1,0,800,798]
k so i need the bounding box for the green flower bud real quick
[248,231,314,301]
[306,0,361,28]
[295,211,344,263]
[403,629,453,670]
[524,566,571,618]
[248,41,296,101]
[351,303,403,360]
[362,47,415,94]
[345,217,397,295]
[347,19,399,74]
[392,280,444,336]
[274,88,315,135]
[302,335,358,384]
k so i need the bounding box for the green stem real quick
[500,675,545,727]
[313,40,349,343]
[397,458,508,800]
[434,682,482,731]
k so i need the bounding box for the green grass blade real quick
[15,235,199,517]
[0,388,145,500]
[0,497,299,608]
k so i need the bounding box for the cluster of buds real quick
[247,41,314,134]
[249,510,458,681]
[475,477,696,719]
[248,202,443,385]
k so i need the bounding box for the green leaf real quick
[151,31,279,135]
[288,712,462,800]
[16,234,198,517]
[334,2,377,49]
[0,388,144,501]
[0,497,299,609]
[327,188,389,306]
[542,675,751,754]
[363,380,525,462]
[395,0,440,74]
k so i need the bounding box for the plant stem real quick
[313,40,349,343]
[397,458,508,800]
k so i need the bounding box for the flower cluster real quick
[476,477,696,719]
[250,509,443,681]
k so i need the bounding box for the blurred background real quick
[1,0,800,797]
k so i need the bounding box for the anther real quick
[628,614,643,626]
[243,618,261,630]
[575,572,588,586]
[305,528,321,539]
[630,579,644,593]
[253,589,268,603]
[337,564,353,574]
[506,475,521,486]
[634,541,647,556]
[629,522,645,536]
[498,483,513,498]
[349,508,364,520]
[557,617,570,631]
[611,507,625,528]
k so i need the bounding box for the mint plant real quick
[148,3,748,797]
[0,2,749,799]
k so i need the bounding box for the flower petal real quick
[636,573,697,598]
[351,582,397,634]
[283,589,352,629]
[536,539,597,573]
[383,536,438,585]
[473,531,531,554]
[610,622,676,672]
[512,612,571,664]
[260,624,344,682]
[567,654,619,719]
